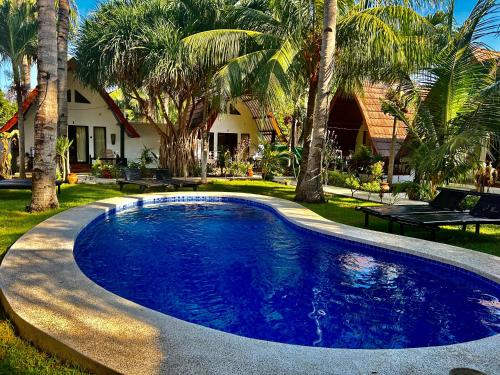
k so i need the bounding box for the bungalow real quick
[1,59,284,172]
[328,84,410,177]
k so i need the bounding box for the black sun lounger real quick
[392,194,500,240]
[0,178,63,194]
[117,168,201,193]
[356,188,470,232]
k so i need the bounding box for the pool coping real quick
[0,192,498,375]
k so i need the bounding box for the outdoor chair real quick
[0,178,63,194]
[392,193,500,240]
[117,168,201,192]
[356,188,471,232]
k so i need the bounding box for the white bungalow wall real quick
[23,73,261,165]
[23,71,126,161]
[208,100,260,160]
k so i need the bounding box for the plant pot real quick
[123,168,141,181]
[380,181,390,193]
[67,173,78,184]
[247,168,254,177]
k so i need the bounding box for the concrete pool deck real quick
[0,192,499,375]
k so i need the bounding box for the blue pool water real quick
[74,198,500,349]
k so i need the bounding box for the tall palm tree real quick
[0,0,37,179]
[57,0,70,137]
[30,0,59,211]
[392,0,500,193]
[295,0,337,202]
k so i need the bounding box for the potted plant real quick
[67,172,78,184]
[247,164,254,177]
[123,160,141,181]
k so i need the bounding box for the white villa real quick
[1,59,284,172]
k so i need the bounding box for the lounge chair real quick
[356,188,470,232]
[0,178,63,194]
[392,194,500,240]
[117,168,201,192]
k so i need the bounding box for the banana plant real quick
[0,130,19,179]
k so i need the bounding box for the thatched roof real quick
[355,84,408,158]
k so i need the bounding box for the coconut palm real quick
[30,0,59,211]
[295,0,338,202]
[57,0,70,137]
[75,0,231,176]
[185,0,440,201]
[393,0,500,193]
[0,0,37,179]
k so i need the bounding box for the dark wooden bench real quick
[0,178,63,194]
[392,194,500,240]
[355,188,471,233]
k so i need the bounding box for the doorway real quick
[68,125,89,164]
[217,133,238,156]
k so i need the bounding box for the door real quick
[217,133,238,156]
[68,125,89,163]
[93,127,107,159]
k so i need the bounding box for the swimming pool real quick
[74,197,500,350]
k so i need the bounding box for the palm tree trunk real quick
[295,0,337,203]
[57,0,69,137]
[13,67,26,178]
[30,0,59,212]
[295,74,318,189]
[21,56,31,90]
[201,125,209,184]
[387,117,398,186]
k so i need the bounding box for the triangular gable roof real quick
[0,89,39,133]
[1,62,140,138]
[188,96,286,142]
[331,84,408,158]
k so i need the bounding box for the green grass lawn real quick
[0,180,498,373]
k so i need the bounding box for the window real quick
[67,90,71,102]
[229,104,240,115]
[93,127,107,159]
[75,90,91,104]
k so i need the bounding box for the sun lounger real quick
[356,188,470,232]
[117,168,201,192]
[0,178,63,194]
[392,194,500,240]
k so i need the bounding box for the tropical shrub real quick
[345,175,361,197]
[0,130,18,179]
[327,170,349,187]
[350,146,381,174]
[361,181,382,200]
[56,137,72,181]
[399,1,500,194]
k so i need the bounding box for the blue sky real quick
[1,0,499,91]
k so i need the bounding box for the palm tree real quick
[392,0,500,194]
[30,0,59,212]
[75,0,231,177]
[0,0,37,179]
[185,0,439,201]
[295,0,337,202]
[57,0,70,137]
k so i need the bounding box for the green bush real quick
[392,181,434,201]
[361,181,381,199]
[345,175,361,197]
[328,170,349,187]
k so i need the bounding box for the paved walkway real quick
[273,177,426,205]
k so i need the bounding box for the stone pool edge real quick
[0,192,498,375]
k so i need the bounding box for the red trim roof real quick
[1,87,140,138]
[0,89,39,133]
[99,90,140,138]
